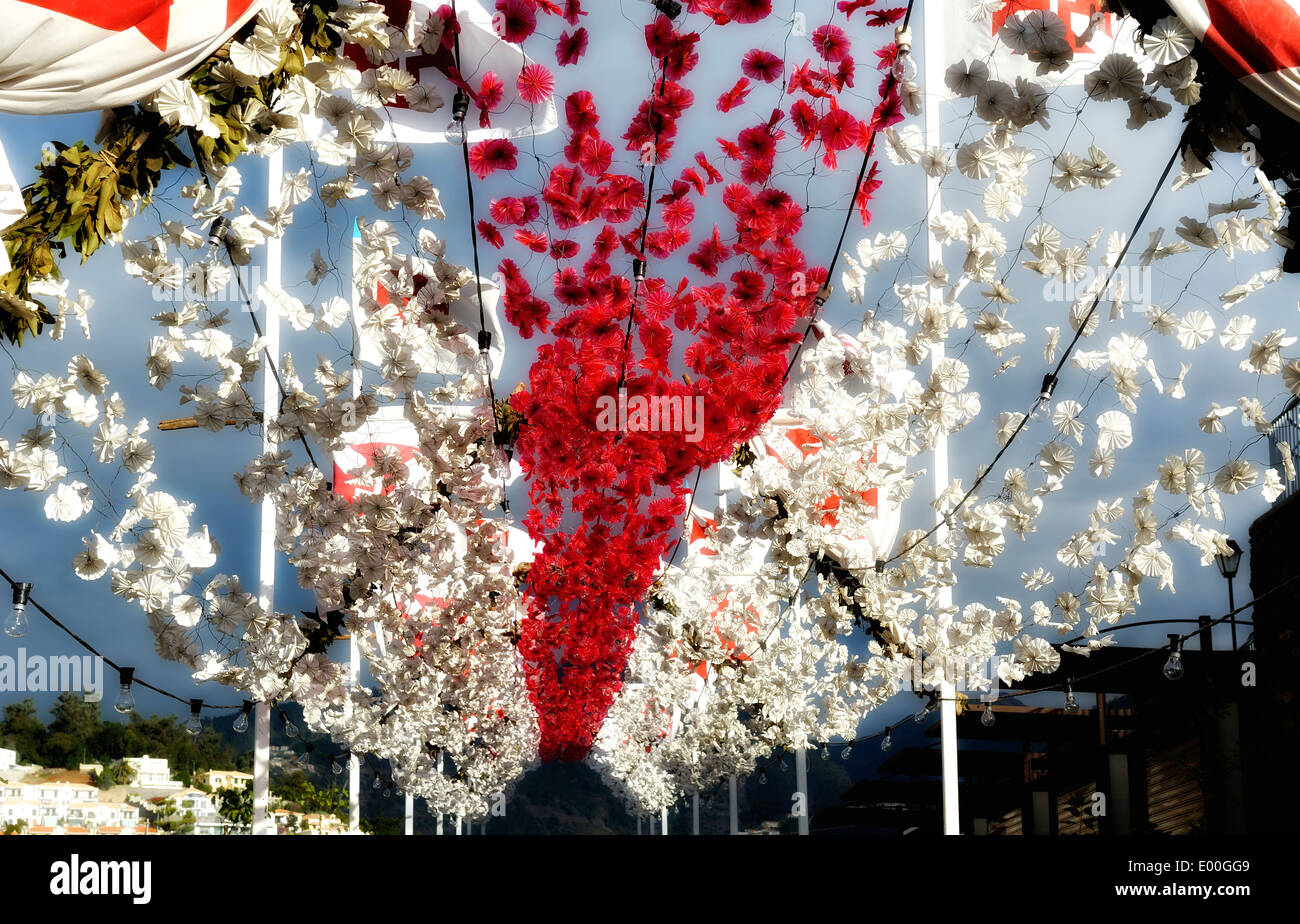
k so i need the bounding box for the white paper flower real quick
[45,481,91,522]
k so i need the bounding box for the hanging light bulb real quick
[372,774,383,790]
[1031,373,1058,421]
[5,581,32,638]
[1163,634,1185,680]
[1064,681,1080,714]
[914,700,933,723]
[233,700,253,734]
[492,431,513,482]
[880,728,893,752]
[446,88,470,144]
[820,743,829,760]
[759,769,768,785]
[981,706,996,727]
[185,699,203,736]
[331,756,344,776]
[891,25,918,82]
[113,667,136,715]
[282,714,299,738]
[840,745,852,760]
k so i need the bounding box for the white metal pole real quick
[253,703,271,835]
[435,751,444,835]
[455,814,463,835]
[405,794,414,835]
[347,223,363,837]
[795,746,810,835]
[661,805,668,835]
[728,775,739,834]
[252,146,284,837]
[692,793,699,835]
[923,0,960,836]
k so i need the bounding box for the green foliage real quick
[154,798,196,835]
[273,769,347,820]
[0,697,245,777]
[360,815,402,836]
[0,1,345,345]
[93,759,137,790]
[0,699,45,764]
[216,786,253,828]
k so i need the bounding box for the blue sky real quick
[0,0,1289,743]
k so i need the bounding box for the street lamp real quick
[1214,538,1243,650]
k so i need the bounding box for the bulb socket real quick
[632,258,647,282]
[451,88,471,123]
[190,698,203,717]
[894,25,913,55]
[1039,372,1058,402]
[652,0,683,19]
[478,329,493,351]
[814,283,833,307]
[241,699,254,715]
[11,582,32,608]
[118,667,134,687]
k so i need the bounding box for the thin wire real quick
[185,131,321,472]
[0,564,240,710]
[781,0,918,384]
[616,50,672,392]
[883,143,1182,566]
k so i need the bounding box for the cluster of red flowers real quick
[473,1,906,760]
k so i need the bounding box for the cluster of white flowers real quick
[4,1,1299,816]
[2,0,540,814]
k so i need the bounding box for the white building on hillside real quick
[123,755,183,791]
[199,769,253,792]
[1,778,145,834]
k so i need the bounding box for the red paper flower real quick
[493,0,537,43]
[819,105,859,151]
[517,63,555,103]
[741,48,783,82]
[556,27,589,66]
[550,238,580,260]
[478,71,505,115]
[811,24,852,62]
[467,138,519,179]
[577,134,614,177]
[716,77,751,113]
[721,0,772,24]
[476,220,505,248]
[565,90,600,132]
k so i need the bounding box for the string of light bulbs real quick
[0,564,241,726]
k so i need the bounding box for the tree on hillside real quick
[0,699,45,765]
[93,760,136,790]
[46,692,103,768]
[154,798,195,835]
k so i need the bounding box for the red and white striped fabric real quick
[1167,0,1300,122]
[0,0,264,114]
